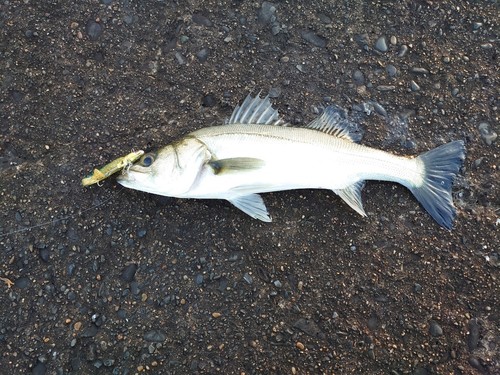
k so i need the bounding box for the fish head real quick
[117,137,210,197]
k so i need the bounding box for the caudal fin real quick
[409,140,465,229]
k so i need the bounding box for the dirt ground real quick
[1,1,499,374]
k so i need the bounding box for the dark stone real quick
[15,276,30,289]
[300,30,327,48]
[192,13,213,27]
[81,324,99,338]
[202,94,217,107]
[429,321,443,337]
[293,318,324,339]
[85,20,103,41]
[32,362,46,375]
[259,2,277,24]
[144,329,167,342]
[39,248,50,262]
[121,264,138,282]
[196,48,209,62]
[467,318,480,351]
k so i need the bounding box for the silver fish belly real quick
[118,94,465,229]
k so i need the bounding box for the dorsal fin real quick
[307,106,362,143]
[226,93,287,126]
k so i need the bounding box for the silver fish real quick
[118,94,465,229]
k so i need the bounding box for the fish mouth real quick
[116,171,134,187]
[117,165,144,184]
[126,164,151,174]
[116,164,155,190]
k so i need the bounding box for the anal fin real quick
[333,181,366,217]
[228,194,272,222]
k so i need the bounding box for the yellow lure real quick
[82,150,145,186]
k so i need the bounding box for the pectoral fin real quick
[333,181,367,217]
[209,157,265,175]
[228,194,272,222]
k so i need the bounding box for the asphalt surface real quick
[1,1,499,374]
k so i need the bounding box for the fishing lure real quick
[82,150,145,186]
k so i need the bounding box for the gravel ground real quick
[1,1,499,374]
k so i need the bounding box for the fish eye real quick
[140,153,155,167]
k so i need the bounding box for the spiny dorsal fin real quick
[333,181,366,217]
[307,106,362,143]
[226,93,287,126]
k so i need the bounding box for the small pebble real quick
[467,318,480,351]
[296,64,307,73]
[386,64,397,77]
[372,102,387,117]
[429,321,443,337]
[243,273,253,284]
[81,324,98,338]
[196,48,209,63]
[377,85,396,91]
[123,14,135,25]
[410,80,420,91]
[15,276,30,289]
[259,2,277,24]
[300,30,327,48]
[469,357,486,372]
[192,13,212,27]
[144,330,167,342]
[202,94,216,107]
[268,87,281,98]
[85,20,103,41]
[271,25,281,35]
[39,248,50,262]
[175,52,186,65]
[121,264,138,282]
[103,359,114,367]
[318,13,332,24]
[352,70,364,85]
[411,67,429,74]
[31,362,47,375]
[195,274,204,285]
[398,45,408,57]
[390,35,397,45]
[212,312,221,318]
[67,291,76,301]
[374,36,388,52]
[67,263,76,276]
[478,122,497,145]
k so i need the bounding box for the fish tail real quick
[409,140,465,229]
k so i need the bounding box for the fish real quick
[82,150,145,186]
[117,94,466,229]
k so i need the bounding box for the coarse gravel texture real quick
[1,1,499,374]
